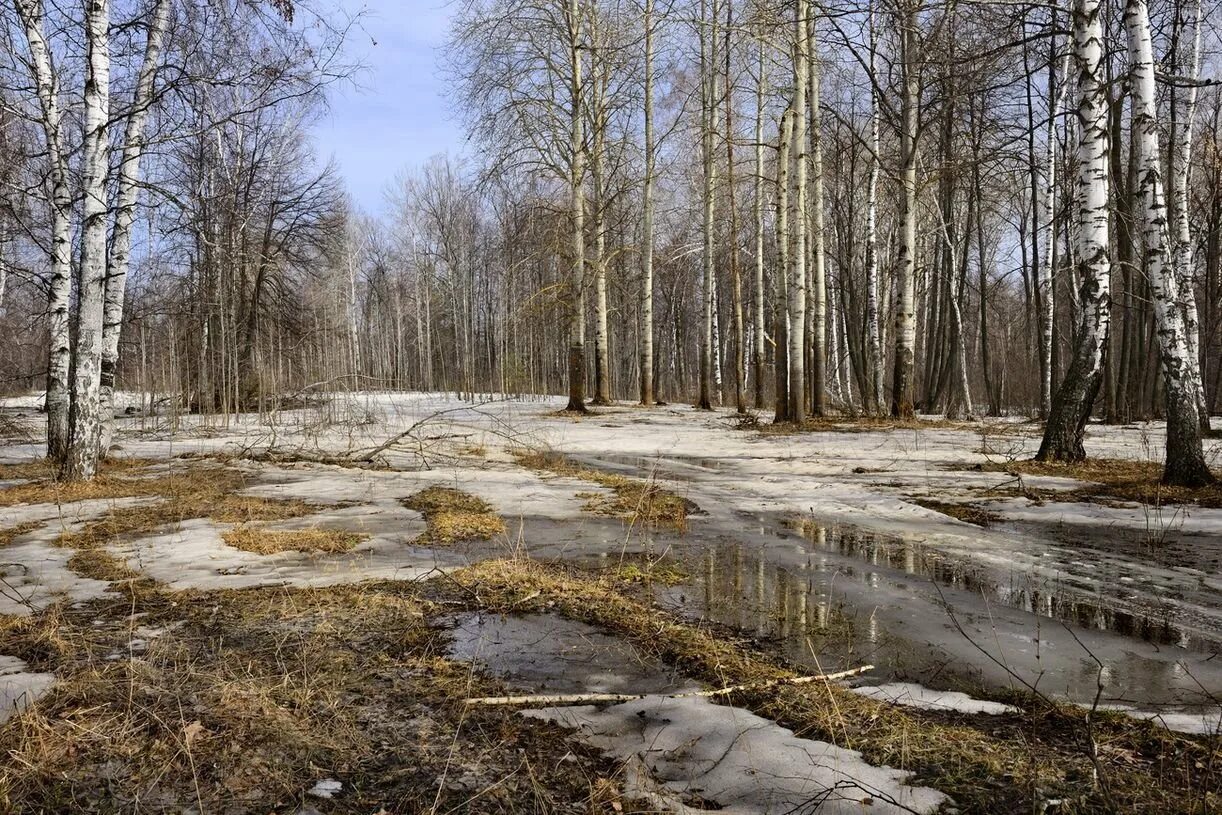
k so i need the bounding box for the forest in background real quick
[0,0,1219,484]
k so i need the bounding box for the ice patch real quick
[527,695,948,814]
[850,682,1018,715]
[0,655,54,725]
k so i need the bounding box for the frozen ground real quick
[1,390,1220,809]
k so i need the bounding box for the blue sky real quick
[315,0,465,216]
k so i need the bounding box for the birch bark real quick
[64,0,112,481]
[99,0,172,455]
[864,1,884,414]
[565,0,588,412]
[1037,0,1110,462]
[806,4,826,416]
[14,0,72,464]
[788,0,809,423]
[639,0,656,405]
[1124,0,1214,485]
[890,0,919,419]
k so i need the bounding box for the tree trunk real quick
[565,0,587,413]
[807,6,826,416]
[99,0,171,455]
[753,36,767,410]
[639,0,656,406]
[1037,0,1111,462]
[890,0,919,419]
[1124,0,1215,485]
[14,0,72,465]
[698,0,717,410]
[64,0,111,481]
[788,0,809,424]
[864,2,884,415]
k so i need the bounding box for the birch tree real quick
[639,0,656,405]
[99,0,172,455]
[787,0,808,423]
[13,0,71,464]
[1123,0,1215,486]
[890,0,919,419]
[63,0,112,481]
[1036,0,1110,462]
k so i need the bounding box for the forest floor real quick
[0,392,1219,814]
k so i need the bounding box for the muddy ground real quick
[0,392,1219,813]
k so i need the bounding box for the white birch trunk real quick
[565,0,587,412]
[1040,38,1070,419]
[65,0,112,481]
[788,0,809,423]
[99,0,172,455]
[864,1,884,415]
[698,0,717,410]
[640,0,656,405]
[753,35,766,409]
[1124,0,1214,485]
[1168,0,1207,427]
[14,0,72,464]
[806,7,826,416]
[890,0,919,418]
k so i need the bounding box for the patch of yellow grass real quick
[222,526,367,555]
[66,549,142,581]
[514,449,696,532]
[402,486,506,544]
[981,457,1222,507]
[0,521,43,547]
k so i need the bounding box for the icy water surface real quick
[557,454,1222,715]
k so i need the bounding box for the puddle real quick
[446,612,947,814]
[652,523,1222,711]
[446,612,688,696]
[528,696,947,814]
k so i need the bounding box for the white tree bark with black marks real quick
[1168,0,1207,429]
[64,0,112,481]
[788,0,808,423]
[1036,0,1110,463]
[565,0,588,412]
[639,0,656,405]
[1039,30,1070,420]
[1124,0,1214,485]
[99,0,172,455]
[806,6,826,416]
[698,0,718,410]
[864,0,883,415]
[752,34,767,409]
[890,0,919,418]
[14,0,72,464]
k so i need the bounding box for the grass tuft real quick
[982,457,1222,507]
[222,526,367,555]
[514,449,697,532]
[402,485,506,544]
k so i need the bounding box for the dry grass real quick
[53,466,321,551]
[753,415,984,436]
[0,520,44,548]
[515,449,697,532]
[0,458,159,507]
[402,485,507,544]
[0,582,638,813]
[65,549,144,582]
[910,498,1001,526]
[222,526,367,555]
[981,457,1222,508]
[445,558,1221,815]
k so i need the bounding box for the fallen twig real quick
[463,665,874,707]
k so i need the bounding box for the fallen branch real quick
[464,665,874,707]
